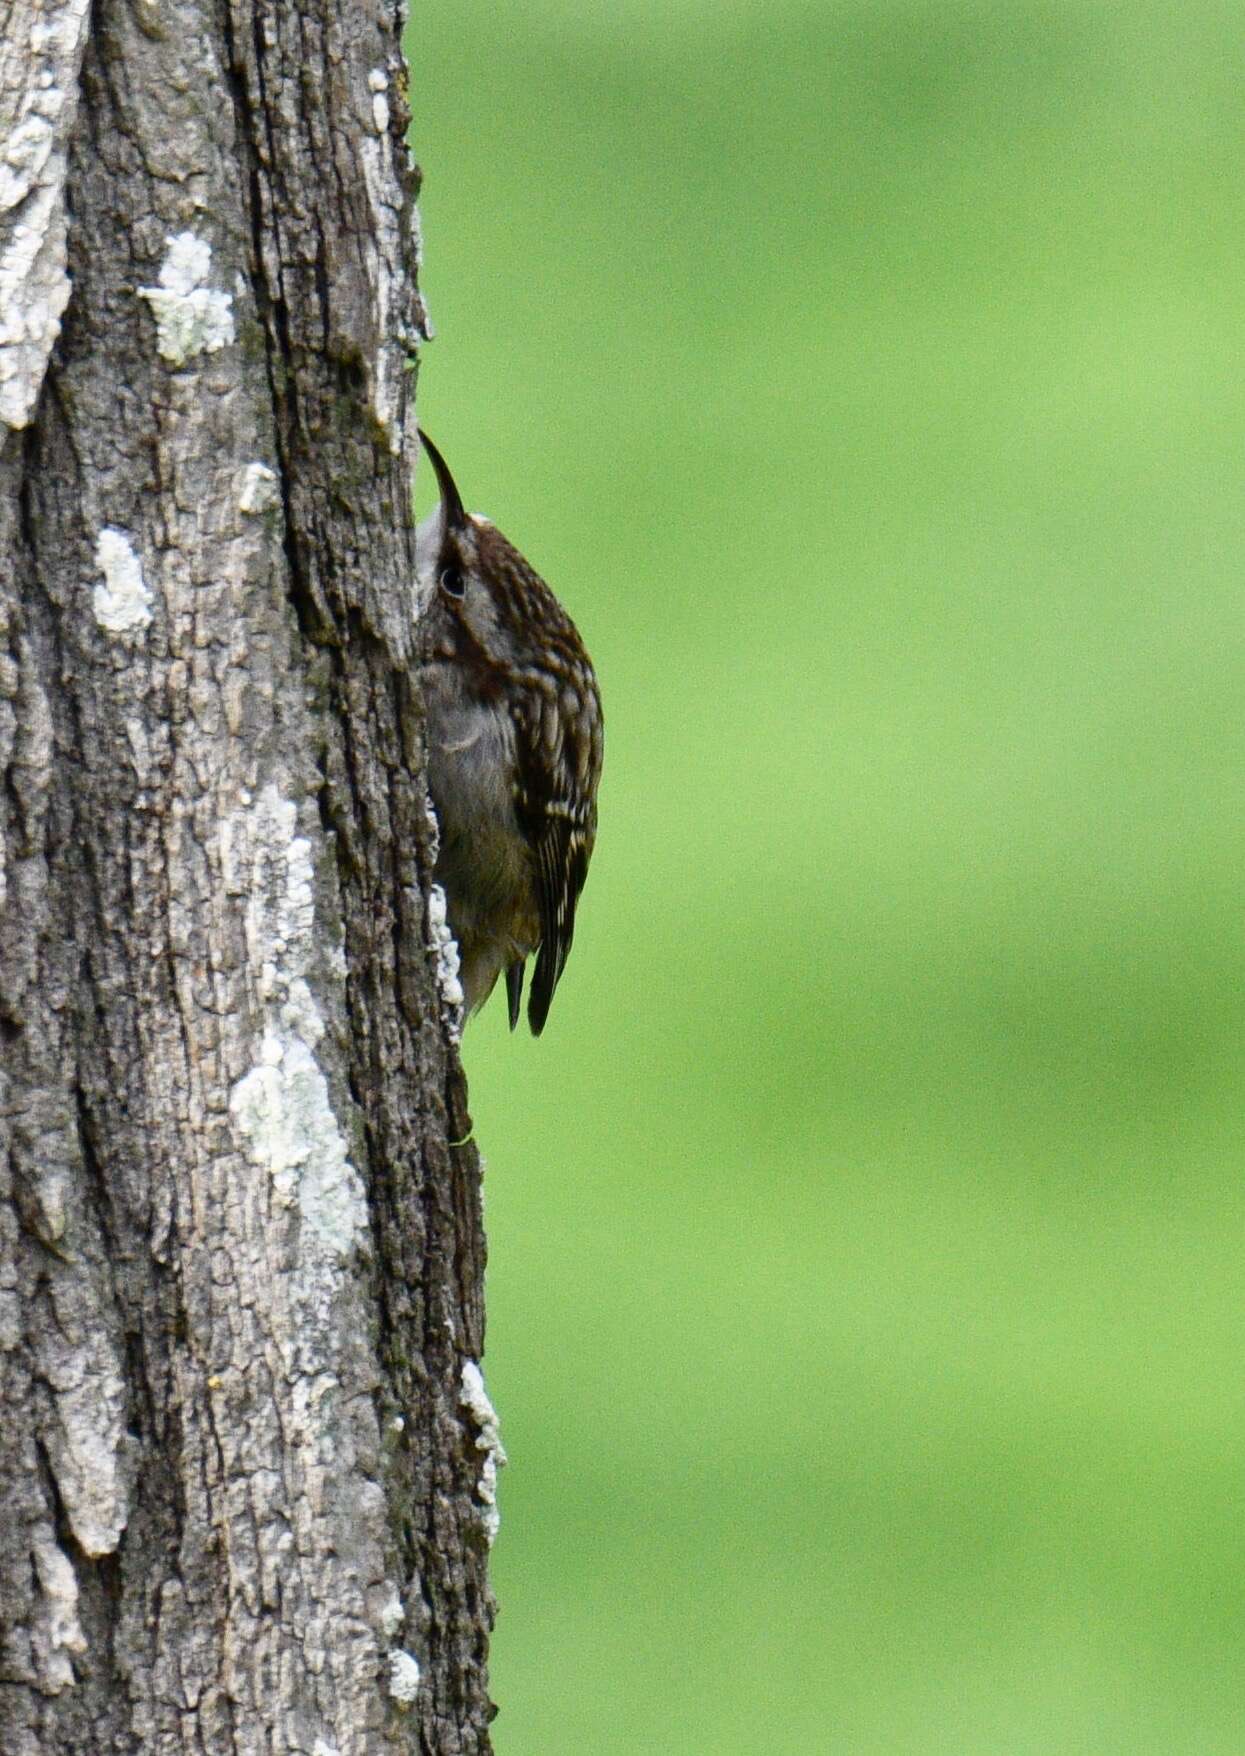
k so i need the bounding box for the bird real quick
[416,429,603,1035]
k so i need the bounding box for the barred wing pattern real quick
[511,670,602,1036]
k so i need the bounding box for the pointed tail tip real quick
[505,961,525,1032]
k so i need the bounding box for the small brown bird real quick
[417,430,603,1034]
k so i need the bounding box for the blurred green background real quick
[411,2,1245,1749]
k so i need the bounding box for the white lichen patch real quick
[138,231,235,367]
[368,70,390,134]
[0,0,91,429]
[427,883,464,1038]
[92,527,153,634]
[387,1649,422,1705]
[233,790,316,1016]
[230,1032,365,1255]
[378,1587,405,1638]
[460,1360,506,1546]
[48,1370,129,1556]
[357,60,427,453]
[422,789,441,862]
[238,460,278,514]
[30,1524,87,1693]
[225,788,366,1268]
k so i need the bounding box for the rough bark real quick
[0,1,500,1751]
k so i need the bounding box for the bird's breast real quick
[422,664,535,929]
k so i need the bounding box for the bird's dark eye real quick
[440,564,465,600]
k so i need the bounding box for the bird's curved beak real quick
[419,429,468,534]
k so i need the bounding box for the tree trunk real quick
[0,1,500,1751]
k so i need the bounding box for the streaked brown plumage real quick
[417,430,603,1034]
